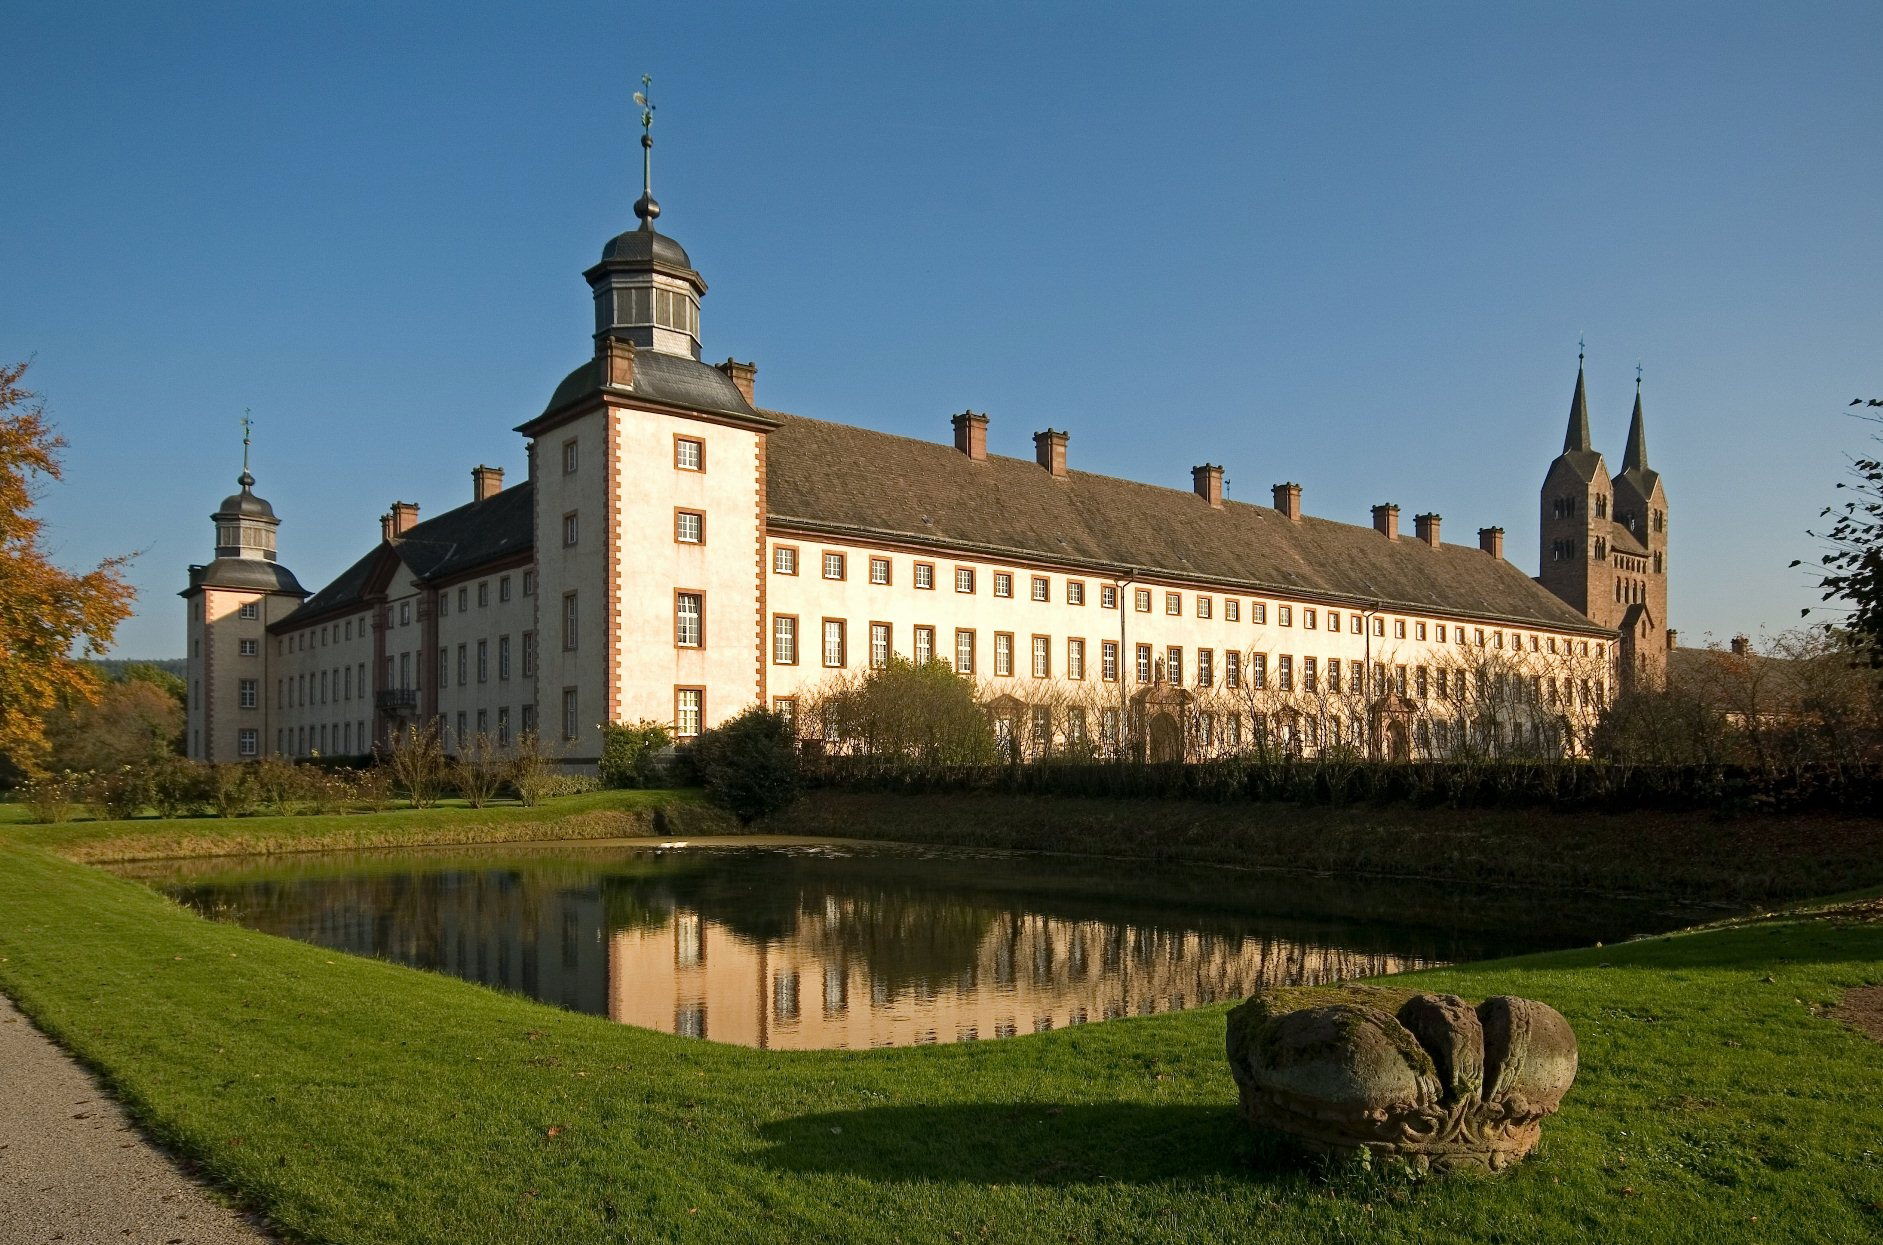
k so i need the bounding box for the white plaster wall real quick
[434,567,539,749]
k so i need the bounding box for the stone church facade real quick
[182,167,1667,766]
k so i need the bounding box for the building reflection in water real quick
[157,847,1476,1051]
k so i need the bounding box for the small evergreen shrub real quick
[690,708,801,824]
[599,720,673,789]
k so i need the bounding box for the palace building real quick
[182,127,1669,767]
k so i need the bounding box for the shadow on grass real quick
[753,1102,1267,1185]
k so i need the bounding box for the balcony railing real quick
[375,688,419,713]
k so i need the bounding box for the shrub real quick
[806,659,998,771]
[351,767,394,813]
[20,771,84,823]
[599,720,673,789]
[385,722,446,808]
[690,707,801,824]
[146,754,205,819]
[450,732,505,808]
[252,754,308,815]
[205,764,259,818]
[84,765,150,821]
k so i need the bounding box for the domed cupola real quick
[212,424,282,561]
[585,77,706,359]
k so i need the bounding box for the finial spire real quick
[1623,369,1650,472]
[239,409,255,488]
[1563,345,1593,454]
[632,74,660,229]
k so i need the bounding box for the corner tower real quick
[181,422,307,762]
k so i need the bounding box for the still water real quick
[125,839,1697,1050]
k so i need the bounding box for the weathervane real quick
[1578,335,1585,365]
[240,409,254,484]
[1636,361,1643,390]
[632,74,660,227]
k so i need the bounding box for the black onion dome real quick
[215,485,276,519]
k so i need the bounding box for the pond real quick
[121,838,1704,1050]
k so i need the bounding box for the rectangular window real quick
[477,582,488,608]
[773,545,798,575]
[1351,659,1365,692]
[562,511,579,547]
[1031,635,1050,678]
[1135,588,1151,612]
[1197,596,1212,620]
[1101,639,1118,682]
[522,631,535,677]
[1225,649,1241,689]
[1251,653,1268,689]
[869,556,891,585]
[1067,637,1085,680]
[954,628,975,674]
[1166,646,1184,686]
[499,575,512,602]
[773,615,798,664]
[1031,705,1051,751]
[1030,576,1049,602]
[562,438,578,474]
[676,592,704,648]
[675,688,703,737]
[1100,584,1118,609]
[1302,656,1318,693]
[497,707,511,747]
[676,510,704,544]
[399,601,411,627]
[914,561,934,590]
[1278,654,1293,691]
[239,602,259,620]
[994,632,1014,677]
[1252,602,1267,624]
[239,638,258,656]
[1416,621,1428,641]
[869,622,891,668]
[476,640,488,683]
[1327,658,1342,692]
[561,688,578,740]
[1327,609,1340,631]
[523,570,535,596]
[1278,605,1293,627]
[913,625,935,664]
[955,567,975,594]
[239,678,257,709]
[456,643,467,686]
[772,697,797,726]
[561,592,578,650]
[498,634,511,680]
[822,619,846,667]
[1397,619,1409,640]
[1197,648,1214,687]
[1304,607,1317,630]
[1067,580,1085,606]
[674,436,704,471]
[1226,599,1240,622]
[238,728,258,756]
[823,551,846,580]
[994,572,1013,598]
[1165,591,1182,616]
[1136,643,1153,683]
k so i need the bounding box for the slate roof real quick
[528,351,769,426]
[182,557,307,598]
[763,413,1608,634]
[273,482,534,630]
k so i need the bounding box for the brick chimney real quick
[1033,429,1068,477]
[1478,526,1505,559]
[1371,503,1400,540]
[1272,482,1302,522]
[1666,628,1679,651]
[1730,634,1751,656]
[952,411,988,461]
[716,358,757,404]
[380,513,393,543]
[388,501,419,539]
[602,336,635,387]
[472,465,504,503]
[1192,464,1224,508]
[1414,512,1441,548]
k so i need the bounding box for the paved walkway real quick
[0,994,274,1245]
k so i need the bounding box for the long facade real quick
[184,167,1669,766]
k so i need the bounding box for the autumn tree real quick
[1803,400,1883,664]
[43,677,182,773]
[0,361,135,777]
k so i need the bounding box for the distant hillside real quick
[88,658,187,679]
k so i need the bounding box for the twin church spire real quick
[1560,346,1652,475]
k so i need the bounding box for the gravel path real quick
[0,993,275,1245]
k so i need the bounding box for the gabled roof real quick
[763,413,1607,634]
[1608,520,1648,558]
[273,482,534,631]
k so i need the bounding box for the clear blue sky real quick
[7,2,1879,658]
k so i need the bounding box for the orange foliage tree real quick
[0,360,136,776]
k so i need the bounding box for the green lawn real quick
[0,810,1879,1243]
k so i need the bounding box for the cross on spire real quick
[632,74,660,228]
[239,409,256,488]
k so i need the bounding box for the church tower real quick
[181,424,307,762]
[1536,355,1669,689]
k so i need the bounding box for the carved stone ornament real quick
[1225,985,1578,1173]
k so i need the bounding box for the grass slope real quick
[0,823,1879,1243]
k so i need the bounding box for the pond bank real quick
[763,789,1883,905]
